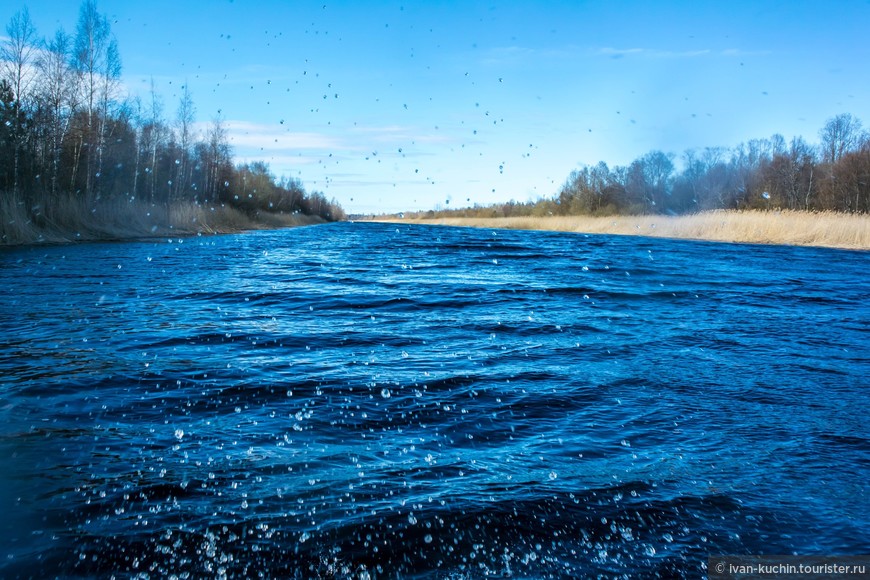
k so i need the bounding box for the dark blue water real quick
[1,222,868,579]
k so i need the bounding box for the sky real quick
[11,0,870,214]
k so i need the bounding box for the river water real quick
[1,222,868,578]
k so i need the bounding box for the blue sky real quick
[15,0,870,213]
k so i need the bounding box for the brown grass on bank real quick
[375,210,870,250]
[0,193,323,246]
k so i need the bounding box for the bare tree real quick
[203,115,232,203]
[764,137,816,210]
[36,28,79,198]
[1,8,39,196]
[0,1,344,236]
[790,137,816,210]
[819,113,862,164]
[675,147,734,210]
[73,0,121,198]
[142,78,166,203]
[174,82,196,199]
[96,36,122,195]
[627,150,674,211]
[129,95,143,200]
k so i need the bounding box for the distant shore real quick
[0,197,325,247]
[374,210,869,250]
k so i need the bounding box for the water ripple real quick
[1,222,868,578]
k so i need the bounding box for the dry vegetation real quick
[376,210,870,250]
[0,193,322,246]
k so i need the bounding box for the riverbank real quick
[374,210,870,250]
[0,195,324,246]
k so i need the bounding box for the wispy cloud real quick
[597,47,771,60]
[222,120,342,150]
[222,122,452,154]
[480,45,582,65]
[597,47,645,58]
[721,48,772,57]
[235,153,324,167]
[481,44,731,65]
[349,124,452,145]
[597,47,713,59]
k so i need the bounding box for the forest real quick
[409,111,869,220]
[0,3,345,244]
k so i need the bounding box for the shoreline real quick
[372,210,870,251]
[0,218,326,249]
[0,197,326,248]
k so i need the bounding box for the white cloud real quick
[222,120,342,150]
[721,48,772,57]
[481,44,727,65]
[480,45,585,65]
[598,47,771,60]
[218,121,451,158]
[234,153,323,167]
[597,47,646,58]
[349,124,452,145]
[598,47,712,59]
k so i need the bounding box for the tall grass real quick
[0,193,323,246]
[379,210,870,250]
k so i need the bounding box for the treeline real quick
[412,113,869,220]
[0,2,344,243]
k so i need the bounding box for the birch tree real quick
[36,28,79,198]
[1,8,38,196]
[73,0,121,198]
[174,82,196,200]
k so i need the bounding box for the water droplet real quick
[381,388,391,399]
[174,429,184,440]
[424,534,433,544]
[408,514,417,525]
[548,471,558,480]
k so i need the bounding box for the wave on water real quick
[1,222,868,578]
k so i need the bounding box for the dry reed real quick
[1,193,323,246]
[377,210,869,250]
